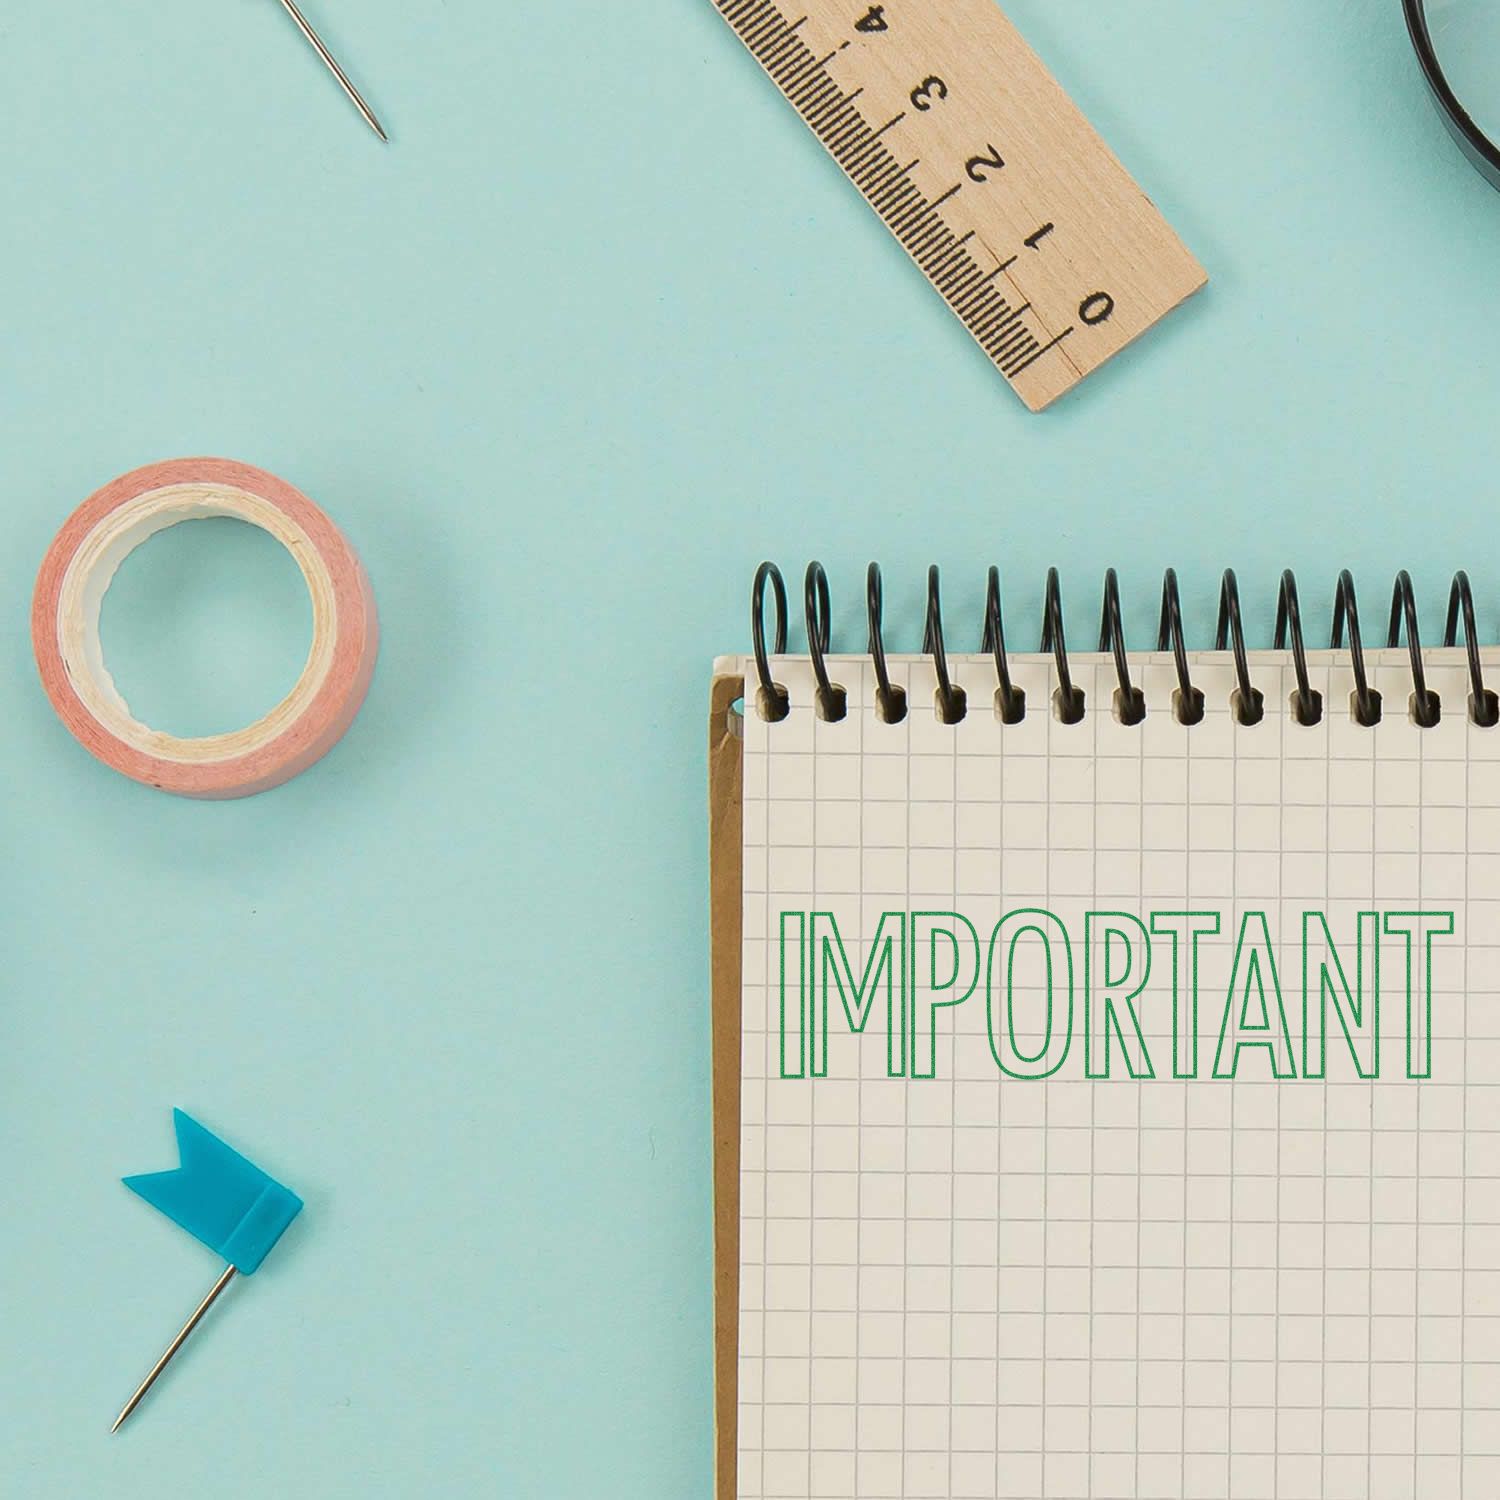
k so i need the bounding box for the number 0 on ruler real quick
[714,0,1207,410]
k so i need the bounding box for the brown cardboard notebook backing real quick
[708,672,745,1500]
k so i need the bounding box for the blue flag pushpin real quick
[113,1111,303,1432]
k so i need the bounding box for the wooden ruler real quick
[712,0,1207,409]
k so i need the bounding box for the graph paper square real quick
[735,648,1500,1500]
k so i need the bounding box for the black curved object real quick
[866,562,907,724]
[751,560,789,720]
[1331,570,1383,727]
[1273,570,1323,726]
[1157,568,1204,725]
[1445,570,1499,727]
[1215,569,1264,725]
[1040,567,1086,724]
[803,561,846,721]
[1387,570,1440,727]
[749,564,1494,729]
[922,565,967,723]
[981,566,1026,724]
[1097,569,1146,724]
[1403,0,1500,191]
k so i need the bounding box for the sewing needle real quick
[275,0,389,143]
[111,1266,239,1433]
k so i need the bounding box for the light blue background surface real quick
[3,1,1499,1494]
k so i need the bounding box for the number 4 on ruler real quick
[713,0,1206,410]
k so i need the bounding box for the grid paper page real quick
[735,648,1500,1500]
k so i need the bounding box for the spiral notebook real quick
[708,565,1500,1500]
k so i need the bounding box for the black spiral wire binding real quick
[1040,568,1087,724]
[1273,570,1323,726]
[923,565,967,724]
[1445,571,1500,727]
[750,563,1490,729]
[1157,568,1205,725]
[981,567,1026,725]
[804,562,847,721]
[1388,570,1440,728]
[751,560,789,721]
[1215,569,1265,726]
[1331,569,1383,726]
[1099,569,1146,724]
[866,562,908,724]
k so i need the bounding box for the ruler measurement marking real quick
[1000,328,1048,370]
[935,264,981,307]
[914,232,956,269]
[717,0,1040,388]
[910,219,955,256]
[790,62,839,104]
[933,237,981,283]
[982,319,1028,359]
[845,140,895,185]
[988,301,1028,338]
[909,223,953,265]
[990,320,1035,361]
[827,120,868,157]
[789,49,841,95]
[734,4,781,35]
[759,34,804,77]
[862,165,908,210]
[954,273,1012,325]
[738,9,789,52]
[827,122,868,158]
[845,127,903,177]
[771,41,817,86]
[758,41,802,78]
[1005,326,1074,376]
[887,191,931,237]
[870,187,913,228]
[952,270,1006,319]
[785,69,829,108]
[854,156,903,202]
[976,292,1022,329]
[892,195,936,234]
[872,175,916,216]
[928,235,978,286]
[938,229,976,261]
[941,265,986,307]
[960,266,1007,304]
[803,89,846,131]
[839,139,881,179]
[825,94,868,152]
[712,0,1206,409]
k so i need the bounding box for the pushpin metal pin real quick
[112,1267,238,1433]
[113,1111,303,1433]
[275,0,389,142]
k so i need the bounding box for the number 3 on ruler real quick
[910,76,947,111]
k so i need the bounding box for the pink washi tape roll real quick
[32,458,378,799]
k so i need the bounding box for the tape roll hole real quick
[101,516,313,738]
